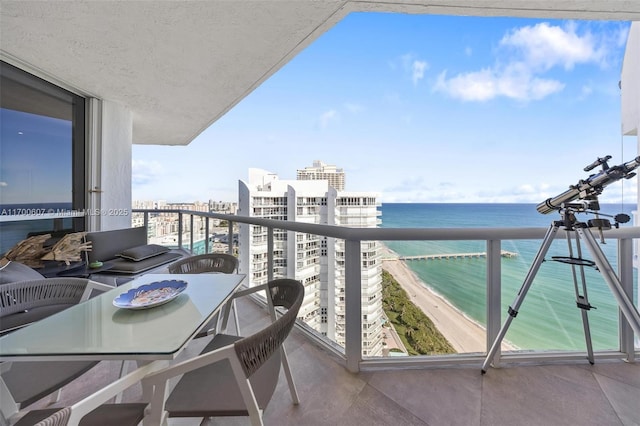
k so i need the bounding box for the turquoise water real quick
[381,203,638,351]
[172,239,213,255]
[184,239,207,255]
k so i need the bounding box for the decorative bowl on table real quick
[113,279,188,310]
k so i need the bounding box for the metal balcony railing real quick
[133,208,640,373]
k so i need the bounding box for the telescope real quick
[537,155,640,214]
[484,155,640,374]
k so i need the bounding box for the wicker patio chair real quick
[168,252,238,274]
[168,253,240,337]
[11,362,155,426]
[144,278,304,426]
[0,278,112,409]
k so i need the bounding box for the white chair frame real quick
[144,281,301,426]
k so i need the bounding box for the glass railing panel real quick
[130,208,639,367]
[132,210,182,248]
[378,239,488,357]
[132,210,237,255]
[499,235,636,353]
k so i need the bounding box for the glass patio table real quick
[0,273,245,362]
[0,273,245,422]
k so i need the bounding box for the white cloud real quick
[500,22,602,71]
[396,53,429,86]
[516,184,537,194]
[0,181,7,187]
[432,22,620,103]
[132,160,164,185]
[379,178,602,204]
[412,60,428,85]
[434,69,495,102]
[434,68,564,102]
[319,109,339,128]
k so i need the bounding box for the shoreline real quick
[381,248,515,353]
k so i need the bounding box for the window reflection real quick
[0,61,85,253]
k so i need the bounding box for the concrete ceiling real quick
[2,1,640,146]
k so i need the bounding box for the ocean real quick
[380,203,639,351]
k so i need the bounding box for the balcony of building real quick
[2,2,640,424]
[21,212,636,423]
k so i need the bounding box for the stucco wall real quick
[99,100,132,230]
[620,22,640,317]
[621,22,639,137]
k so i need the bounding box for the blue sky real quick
[1,110,72,204]
[132,13,635,204]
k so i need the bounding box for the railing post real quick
[267,227,274,282]
[189,214,194,253]
[228,220,234,256]
[177,212,183,249]
[345,239,362,373]
[143,211,149,232]
[205,217,210,254]
[486,239,502,361]
[618,237,635,362]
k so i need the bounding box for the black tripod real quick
[482,207,640,374]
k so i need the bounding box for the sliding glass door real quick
[0,61,86,254]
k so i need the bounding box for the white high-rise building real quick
[238,167,384,356]
[297,160,345,191]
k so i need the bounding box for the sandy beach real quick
[381,250,514,353]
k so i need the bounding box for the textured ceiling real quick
[2,1,639,146]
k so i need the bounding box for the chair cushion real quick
[85,227,147,263]
[0,261,44,284]
[166,334,282,418]
[118,244,169,261]
[13,403,147,426]
[2,360,98,407]
[0,304,74,335]
[107,252,182,274]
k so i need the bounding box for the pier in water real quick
[400,250,517,261]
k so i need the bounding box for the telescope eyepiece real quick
[584,155,611,172]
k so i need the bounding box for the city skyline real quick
[132,13,635,205]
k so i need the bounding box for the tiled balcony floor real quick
[26,297,640,426]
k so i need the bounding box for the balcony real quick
[10,207,636,422]
[3,3,640,423]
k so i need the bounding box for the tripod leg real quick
[578,297,595,364]
[568,231,595,365]
[576,226,640,337]
[481,223,560,374]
